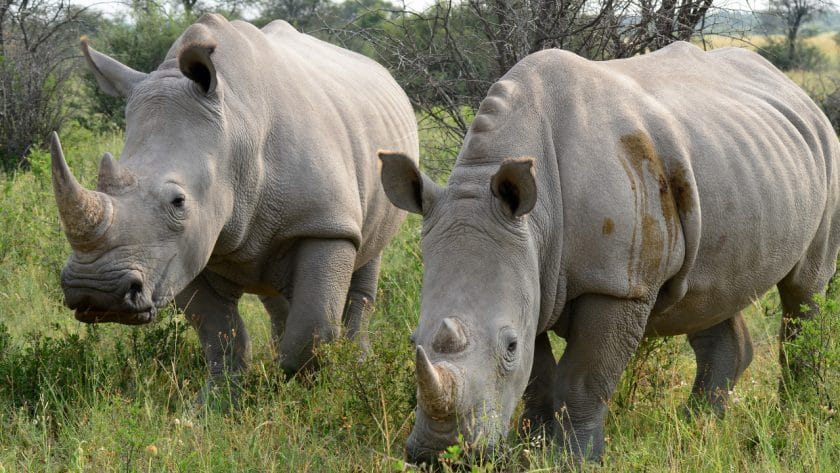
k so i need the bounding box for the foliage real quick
[0,1,97,170]
[258,0,332,31]
[327,0,716,170]
[765,0,833,67]
[780,278,840,410]
[757,37,829,70]
[822,81,840,133]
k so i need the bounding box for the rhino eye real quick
[507,339,518,353]
[171,195,186,208]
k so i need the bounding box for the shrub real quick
[0,2,94,170]
[757,38,828,71]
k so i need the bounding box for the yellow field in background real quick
[698,32,838,54]
[696,32,840,98]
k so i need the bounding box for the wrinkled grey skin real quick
[52,14,418,394]
[380,42,840,463]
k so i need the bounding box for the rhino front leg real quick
[686,312,753,415]
[553,294,648,462]
[342,254,382,352]
[520,331,557,440]
[175,271,249,407]
[278,238,355,376]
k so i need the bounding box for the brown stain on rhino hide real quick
[619,132,685,298]
[602,218,614,235]
[669,166,694,212]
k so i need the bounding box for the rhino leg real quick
[278,238,355,376]
[260,294,290,362]
[686,312,753,415]
[519,331,557,440]
[176,271,249,407]
[342,254,381,352]
[553,294,648,462]
[777,270,831,391]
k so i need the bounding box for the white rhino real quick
[51,14,418,395]
[380,42,840,463]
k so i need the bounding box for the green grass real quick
[0,129,838,472]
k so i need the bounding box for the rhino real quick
[380,41,840,463]
[50,14,418,395]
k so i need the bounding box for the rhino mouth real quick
[74,308,157,325]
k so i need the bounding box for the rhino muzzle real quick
[61,267,158,325]
[406,411,501,466]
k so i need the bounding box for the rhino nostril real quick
[127,280,144,303]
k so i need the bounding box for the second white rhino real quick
[381,41,840,463]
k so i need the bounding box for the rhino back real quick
[176,16,418,274]
[456,42,840,335]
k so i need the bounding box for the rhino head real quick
[54,20,241,324]
[380,151,541,464]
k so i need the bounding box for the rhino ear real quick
[177,25,218,95]
[491,157,537,218]
[379,150,440,215]
[81,36,148,97]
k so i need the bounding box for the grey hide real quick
[51,14,418,394]
[380,42,840,463]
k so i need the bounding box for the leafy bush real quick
[780,278,840,412]
[820,84,840,134]
[757,38,828,71]
[0,2,95,170]
[0,312,203,413]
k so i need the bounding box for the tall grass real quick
[0,129,838,471]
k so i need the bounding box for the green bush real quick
[757,38,828,71]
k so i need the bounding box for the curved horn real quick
[416,345,457,415]
[50,132,113,245]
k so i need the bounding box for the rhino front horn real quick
[416,345,457,416]
[50,132,113,246]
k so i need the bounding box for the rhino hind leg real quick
[342,254,382,353]
[519,331,557,442]
[261,294,290,362]
[686,312,753,415]
[176,271,249,409]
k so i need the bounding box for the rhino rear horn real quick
[432,318,468,353]
[97,152,135,193]
[416,345,457,416]
[50,132,113,247]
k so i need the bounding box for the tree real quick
[0,0,95,170]
[260,0,331,30]
[328,0,715,175]
[768,0,831,62]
